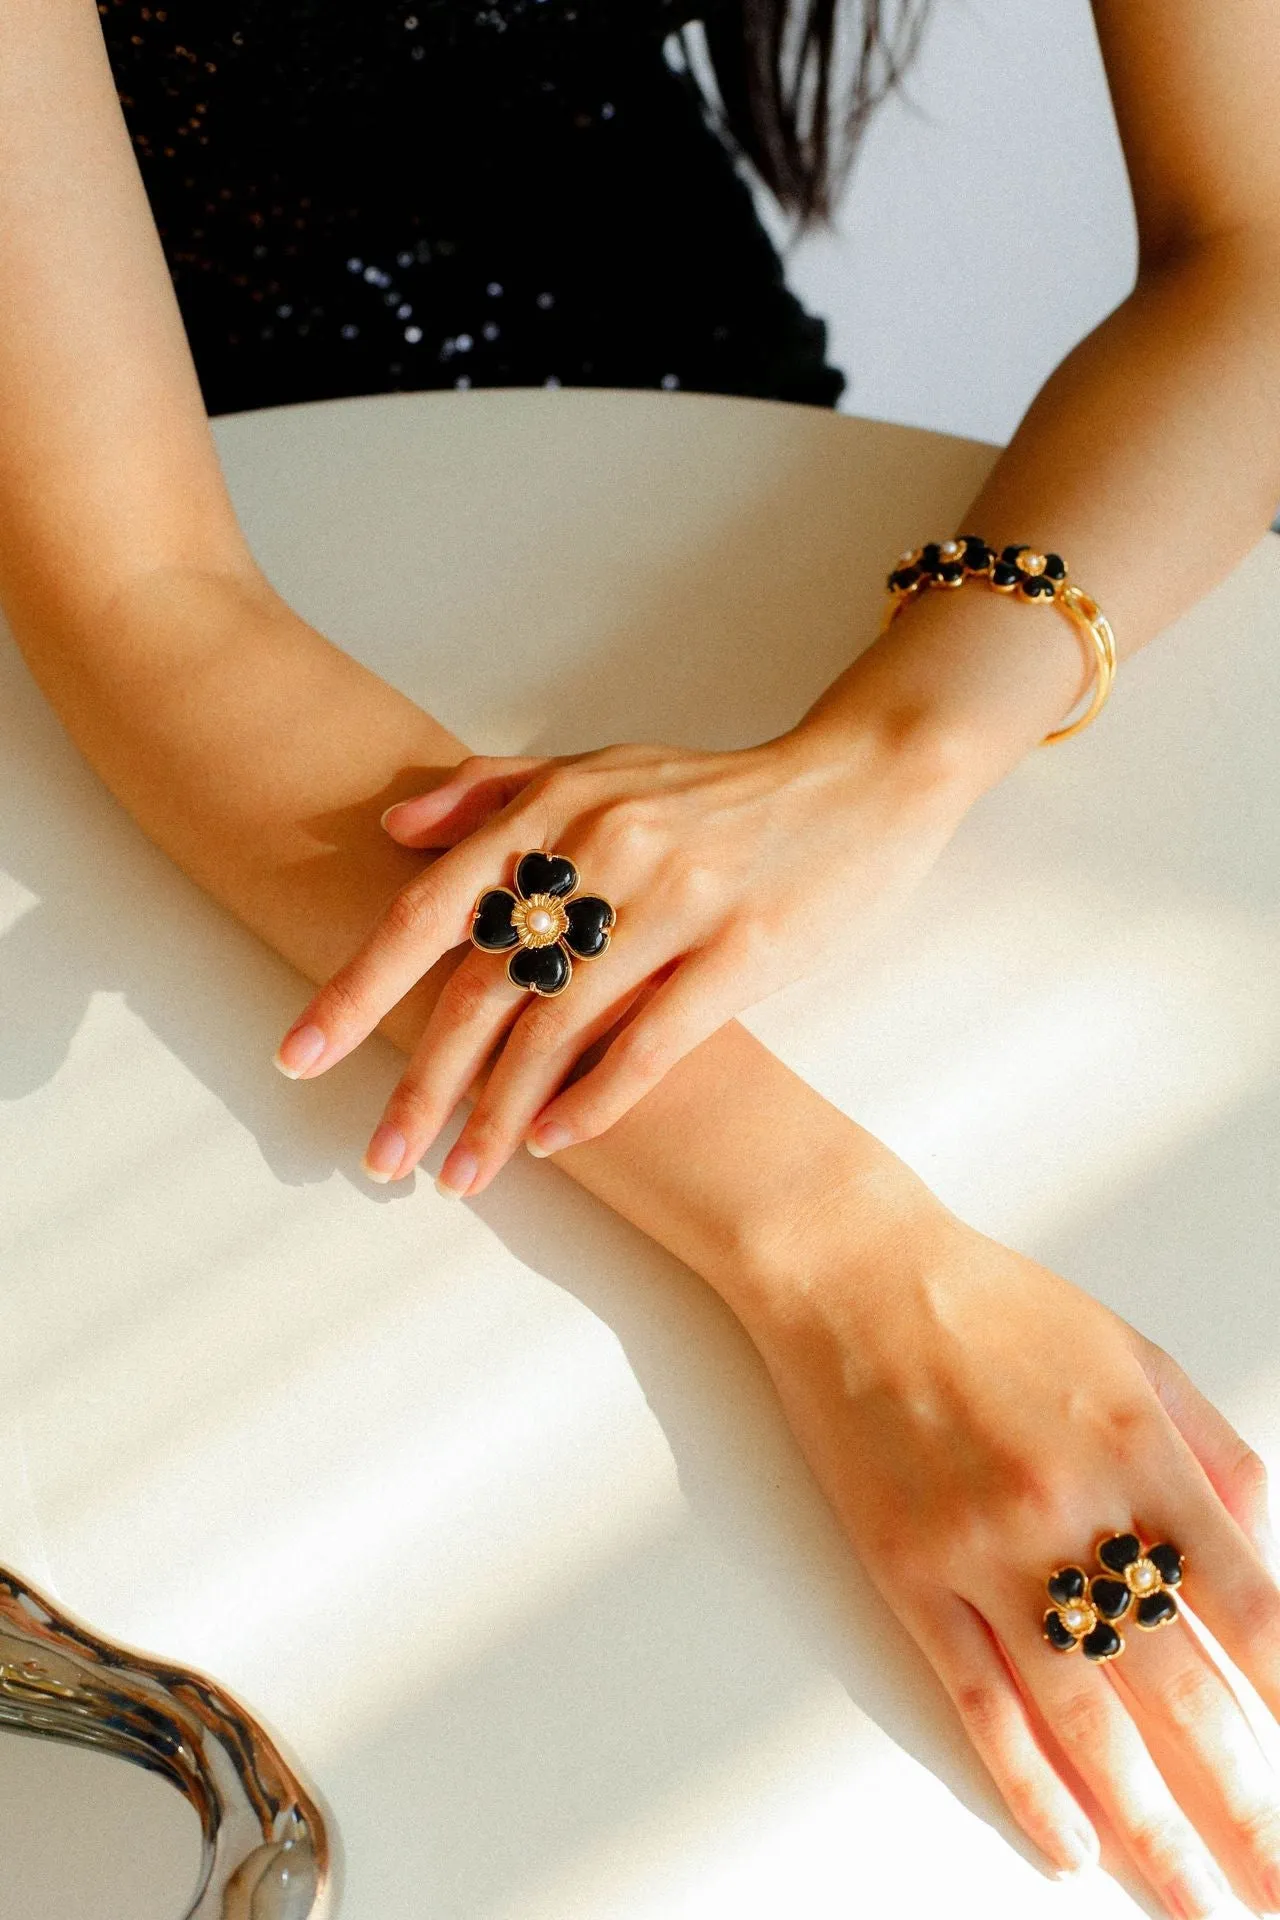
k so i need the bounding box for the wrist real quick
[695,1105,957,1340]
[791,576,1099,799]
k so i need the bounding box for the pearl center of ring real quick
[1062,1605,1093,1635]
[1129,1559,1159,1593]
[527,909,553,935]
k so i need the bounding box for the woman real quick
[2,4,1279,1916]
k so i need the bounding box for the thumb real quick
[1133,1329,1279,1575]
[381,754,554,848]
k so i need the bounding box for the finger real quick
[381,755,554,848]
[436,935,667,1197]
[1135,1336,1280,1574]
[1107,1586,1280,1912]
[991,1591,1233,1919]
[360,946,527,1182]
[524,937,754,1156]
[903,1588,1099,1879]
[274,823,536,1079]
[1144,1442,1280,1733]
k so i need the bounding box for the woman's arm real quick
[802,0,1280,780]
[0,0,927,1312]
[295,0,1280,1193]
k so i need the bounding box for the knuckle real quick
[384,1081,439,1138]
[383,881,443,945]
[1232,1445,1269,1499]
[718,912,775,973]
[953,1680,1011,1750]
[613,1019,672,1085]
[534,766,582,814]
[1231,1800,1280,1857]
[590,798,663,868]
[1157,1662,1216,1734]
[1234,1580,1280,1648]
[865,1524,931,1585]
[1051,1686,1109,1754]
[1000,1771,1050,1833]
[515,999,572,1060]
[441,964,499,1027]
[1097,1398,1163,1470]
[1124,1814,1193,1884]
[315,967,366,1029]
[459,1114,501,1161]
[664,859,719,918]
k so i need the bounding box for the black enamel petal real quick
[563,894,615,958]
[1043,1610,1077,1651]
[472,888,520,951]
[1000,544,1027,566]
[1046,1566,1087,1606]
[1090,1576,1132,1621]
[990,561,1021,589]
[1097,1532,1142,1575]
[920,542,943,571]
[1147,1542,1183,1588]
[938,563,965,586]
[1136,1589,1178,1630]
[1081,1620,1123,1662]
[1044,551,1067,579]
[515,851,578,900]
[889,566,920,592]
[960,534,991,570]
[1021,575,1056,598]
[508,941,572,996]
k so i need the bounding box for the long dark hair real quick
[692,0,934,230]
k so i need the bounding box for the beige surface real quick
[1,388,1277,1919]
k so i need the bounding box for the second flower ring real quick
[1042,1532,1185,1661]
[470,850,617,997]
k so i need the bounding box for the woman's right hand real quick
[734,1211,1280,1916]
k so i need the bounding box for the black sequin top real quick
[98,0,847,417]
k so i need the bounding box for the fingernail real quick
[1053,1829,1097,1880]
[435,1146,478,1198]
[526,1123,572,1159]
[362,1124,407,1183]
[274,1023,326,1078]
[1171,1859,1232,1919]
[1260,1858,1280,1911]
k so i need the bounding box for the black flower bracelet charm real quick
[470,851,616,998]
[1043,1533,1185,1661]
[990,543,1068,600]
[887,533,994,600]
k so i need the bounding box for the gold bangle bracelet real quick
[879,537,1117,747]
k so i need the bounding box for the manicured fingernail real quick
[273,1023,326,1078]
[1171,1858,1231,1919]
[362,1124,407,1183]
[435,1146,478,1198]
[1052,1829,1097,1880]
[526,1123,572,1159]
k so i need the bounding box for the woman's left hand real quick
[273,719,975,1193]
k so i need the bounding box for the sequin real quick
[98,0,848,417]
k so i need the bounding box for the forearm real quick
[10,566,942,1321]
[0,0,256,639]
[801,237,1280,789]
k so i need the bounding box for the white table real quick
[2,389,1277,1920]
